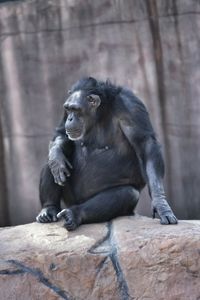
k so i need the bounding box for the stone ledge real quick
[0,215,200,300]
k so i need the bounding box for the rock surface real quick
[0,215,200,300]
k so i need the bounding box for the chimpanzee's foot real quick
[57,209,80,231]
[36,206,60,223]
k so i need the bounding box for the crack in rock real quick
[88,223,111,255]
[0,269,25,275]
[5,259,74,300]
[88,222,132,300]
[109,222,133,300]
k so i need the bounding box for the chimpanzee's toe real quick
[57,209,79,231]
[36,207,59,223]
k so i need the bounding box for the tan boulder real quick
[0,216,200,299]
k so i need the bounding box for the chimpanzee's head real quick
[64,77,101,141]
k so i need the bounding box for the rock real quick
[0,215,200,300]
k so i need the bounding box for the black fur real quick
[36,77,177,229]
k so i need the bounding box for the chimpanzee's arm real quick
[119,91,177,224]
[141,137,177,224]
[48,112,73,186]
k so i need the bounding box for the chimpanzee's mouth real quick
[66,129,83,140]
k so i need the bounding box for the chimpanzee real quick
[36,77,177,230]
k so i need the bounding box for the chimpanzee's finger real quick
[59,168,67,183]
[64,158,73,169]
[57,209,68,219]
[62,166,71,178]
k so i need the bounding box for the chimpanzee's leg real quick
[57,185,140,230]
[36,164,63,223]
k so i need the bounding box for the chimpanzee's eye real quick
[87,95,95,103]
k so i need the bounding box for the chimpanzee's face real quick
[64,90,101,140]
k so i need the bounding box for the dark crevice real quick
[90,256,110,296]
[95,256,109,274]
[109,253,132,300]
[88,222,111,254]
[88,221,132,300]
[0,269,25,275]
[109,222,132,300]
[6,259,74,300]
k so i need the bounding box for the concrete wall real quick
[0,0,200,225]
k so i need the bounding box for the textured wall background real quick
[0,0,200,226]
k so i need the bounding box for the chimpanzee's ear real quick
[88,77,97,84]
[87,94,101,108]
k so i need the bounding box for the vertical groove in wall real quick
[146,0,172,198]
[0,117,9,226]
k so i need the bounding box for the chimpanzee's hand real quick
[36,206,60,223]
[152,199,178,225]
[48,148,73,186]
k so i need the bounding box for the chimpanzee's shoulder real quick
[115,86,148,115]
